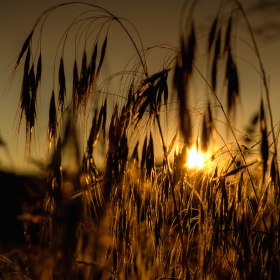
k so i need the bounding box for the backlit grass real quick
[0,1,279,279]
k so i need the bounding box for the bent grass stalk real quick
[1,1,280,279]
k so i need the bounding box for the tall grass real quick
[1,1,279,279]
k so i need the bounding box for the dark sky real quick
[0,0,280,172]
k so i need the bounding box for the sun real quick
[185,146,208,169]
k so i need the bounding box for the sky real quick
[0,0,280,173]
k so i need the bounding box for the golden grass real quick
[1,1,279,279]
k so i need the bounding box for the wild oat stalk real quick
[2,1,280,279]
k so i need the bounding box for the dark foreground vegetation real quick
[0,1,279,279]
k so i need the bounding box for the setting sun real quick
[185,146,208,169]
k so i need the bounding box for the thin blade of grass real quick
[102,98,107,141]
[58,57,66,112]
[36,53,42,88]
[79,50,89,100]
[48,90,57,147]
[141,136,147,173]
[183,23,196,74]
[16,31,34,66]
[237,172,243,204]
[131,142,139,162]
[224,16,232,54]
[87,109,98,155]
[6,31,33,90]
[146,133,155,178]
[251,183,269,229]
[260,99,269,183]
[96,36,107,76]
[270,153,280,202]
[226,49,239,114]
[208,17,218,53]
[28,65,36,134]
[201,114,208,152]
[211,29,220,92]
[89,43,98,86]
[167,131,177,156]
[18,47,31,136]
[221,160,257,177]
[72,60,79,120]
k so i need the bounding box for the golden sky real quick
[0,0,280,172]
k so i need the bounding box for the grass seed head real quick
[58,57,66,112]
[48,90,57,147]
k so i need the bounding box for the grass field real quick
[0,1,279,279]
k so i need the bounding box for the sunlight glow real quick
[185,146,208,169]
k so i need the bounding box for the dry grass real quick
[1,1,280,279]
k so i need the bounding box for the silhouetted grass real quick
[1,1,279,279]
